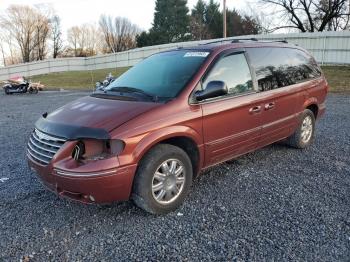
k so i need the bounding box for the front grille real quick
[27,129,66,165]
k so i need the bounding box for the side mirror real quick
[195,81,228,101]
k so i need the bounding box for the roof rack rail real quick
[201,39,233,45]
[201,38,288,45]
[231,38,258,43]
[231,38,288,43]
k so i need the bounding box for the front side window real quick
[106,50,209,99]
[203,53,253,95]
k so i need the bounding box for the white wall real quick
[0,31,349,81]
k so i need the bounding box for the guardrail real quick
[0,31,349,81]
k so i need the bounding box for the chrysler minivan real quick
[27,39,328,214]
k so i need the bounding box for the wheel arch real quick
[303,97,319,119]
[133,126,204,178]
[306,104,319,119]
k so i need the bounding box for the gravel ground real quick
[0,91,349,261]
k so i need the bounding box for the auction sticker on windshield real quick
[184,52,210,57]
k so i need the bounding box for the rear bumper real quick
[27,154,137,204]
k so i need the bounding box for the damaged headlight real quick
[72,139,125,162]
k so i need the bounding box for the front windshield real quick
[105,50,210,99]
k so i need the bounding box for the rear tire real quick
[286,109,315,149]
[4,87,10,95]
[132,144,193,215]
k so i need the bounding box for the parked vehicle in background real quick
[30,81,45,91]
[2,76,39,95]
[95,72,115,91]
[27,39,328,214]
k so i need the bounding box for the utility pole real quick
[223,0,227,38]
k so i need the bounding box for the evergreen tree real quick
[191,0,206,23]
[151,0,190,44]
[189,0,262,40]
[136,0,263,47]
[205,0,222,39]
[136,31,157,47]
[226,9,261,37]
[190,0,209,40]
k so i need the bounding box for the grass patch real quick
[321,66,350,93]
[31,67,130,90]
[31,66,349,93]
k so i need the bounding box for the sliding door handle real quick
[265,102,275,110]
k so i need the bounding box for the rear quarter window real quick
[246,47,321,92]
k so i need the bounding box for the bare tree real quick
[67,26,82,56]
[51,15,63,58]
[0,35,6,66]
[0,5,51,62]
[67,24,101,57]
[259,0,350,32]
[0,34,22,65]
[33,13,51,60]
[99,15,140,53]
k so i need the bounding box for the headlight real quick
[72,139,125,162]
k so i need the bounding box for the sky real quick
[0,0,248,32]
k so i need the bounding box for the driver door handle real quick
[249,106,261,114]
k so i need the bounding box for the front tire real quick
[132,144,193,214]
[286,109,315,149]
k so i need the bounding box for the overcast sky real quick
[0,0,247,32]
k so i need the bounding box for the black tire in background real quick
[286,109,316,149]
[132,144,193,215]
[29,87,38,94]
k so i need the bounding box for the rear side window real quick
[285,48,321,82]
[247,47,321,92]
[203,53,253,95]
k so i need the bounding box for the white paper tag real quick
[184,52,210,58]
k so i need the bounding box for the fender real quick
[134,125,203,161]
[117,125,205,171]
[303,97,318,110]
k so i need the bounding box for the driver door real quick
[200,51,263,167]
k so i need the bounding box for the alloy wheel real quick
[151,159,186,205]
[301,115,313,143]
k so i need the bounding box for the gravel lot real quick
[0,91,349,261]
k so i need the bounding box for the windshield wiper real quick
[107,86,158,102]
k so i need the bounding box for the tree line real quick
[0,5,141,65]
[136,0,263,47]
[0,0,349,66]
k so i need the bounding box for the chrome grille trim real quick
[27,148,50,164]
[28,142,54,159]
[55,168,118,177]
[27,129,66,165]
[29,137,57,153]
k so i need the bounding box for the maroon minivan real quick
[27,39,328,214]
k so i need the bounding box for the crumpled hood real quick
[43,96,162,133]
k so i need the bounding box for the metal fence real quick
[0,31,349,81]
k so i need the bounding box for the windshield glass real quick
[105,50,210,99]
